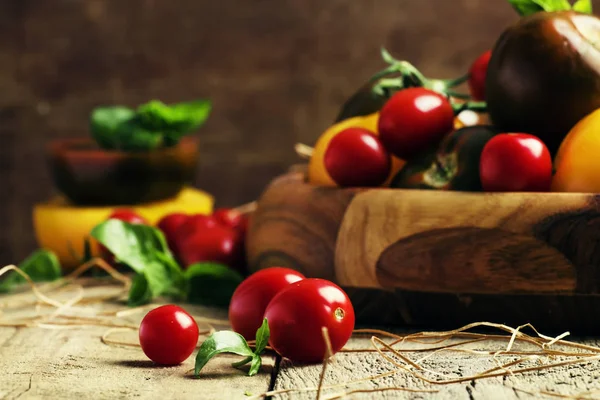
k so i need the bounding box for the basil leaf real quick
[572,0,592,13]
[248,355,262,377]
[128,273,153,306]
[0,250,61,293]
[112,118,164,151]
[507,0,572,15]
[90,220,186,304]
[90,106,136,150]
[254,318,270,354]
[137,99,211,138]
[538,0,572,11]
[194,331,254,376]
[507,0,544,15]
[185,263,244,307]
[91,220,170,272]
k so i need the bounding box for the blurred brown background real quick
[0,0,566,264]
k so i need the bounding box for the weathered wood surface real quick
[273,335,600,400]
[0,285,275,400]
[3,283,600,399]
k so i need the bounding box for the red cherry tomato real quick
[100,209,148,262]
[468,50,492,101]
[177,225,244,270]
[264,278,355,363]
[324,127,391,187]
[378,87,455,160]
[177,214,218,238]
[171,214,218,257]
[157,213,189,254]
[213,208,244,230]
[479,133,552,192]
[139,305,199,365]
[228,267,305,341]
[108,209,148,225]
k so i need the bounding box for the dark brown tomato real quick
[485,11,600,155]
[390,125,498,191]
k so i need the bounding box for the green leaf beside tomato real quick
[90,220,245,307]
[0,249,62,293]
[90,220,187,304]
[195,318,270,377]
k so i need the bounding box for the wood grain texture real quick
[247,171,358,280]
[0,0,522,266]
[337,189,596,293]
[249,172,600,332]
[377,227,575,294]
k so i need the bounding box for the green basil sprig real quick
[195,319,270,377]
[90,220,243,307]
[0,249,62,293]
[90,99,211,152]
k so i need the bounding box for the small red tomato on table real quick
[264,278,355,363]
[157,213,189,254]
[479,133,552,192]
[165,208,249,273]
[177,225,244,269]
[378,87,455,160]
[163,213,217,258]
[228,267,305,341]
[139,304,199,365]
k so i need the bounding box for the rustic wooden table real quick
[1,280,600,400]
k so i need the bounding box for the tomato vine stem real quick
[372,48,487,115]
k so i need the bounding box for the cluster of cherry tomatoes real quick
[318,50,554,193]
[228,267,355,363]
[138,267,355,366]
[100,207,248,274]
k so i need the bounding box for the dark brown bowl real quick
[48,136,199,205]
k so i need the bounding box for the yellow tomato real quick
[307,113,405,187]
[33,187,214,271]
[552,108,600,193]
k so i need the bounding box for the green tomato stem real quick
[452,100,488,115]
[231,356,253,368]
[372,49,476,103]
[442,74,470,88]
[445,91,472,100]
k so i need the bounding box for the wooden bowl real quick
[247,168,600,334]
[48,137,199,205]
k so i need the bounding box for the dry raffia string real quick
[249,322,600,399]
[0,259,132,330]
[1,261,224,350]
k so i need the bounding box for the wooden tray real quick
[246,168,600,334]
